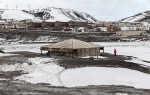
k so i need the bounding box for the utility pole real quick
[27,5,30,10]
[16,5,18,10]
[6,5,9,9]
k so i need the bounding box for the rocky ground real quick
[0,30,150,95]
[0,51,150,95]
[0,29,126,43]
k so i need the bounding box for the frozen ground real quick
[95,41,150,66]
[0,42,150,90]
[1,57,150,89]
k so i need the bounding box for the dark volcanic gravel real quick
[0,30,150,94]
[0,52,150,95]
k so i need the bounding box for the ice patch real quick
[60,67,150,89]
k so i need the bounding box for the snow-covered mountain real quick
[0,7,98,22]
[120,10,150,23]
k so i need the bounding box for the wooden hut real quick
[68,20,88,28]
[40,39,104,58]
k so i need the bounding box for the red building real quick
[107,25,118,32]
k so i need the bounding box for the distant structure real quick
[68,21,88,28]
[6,5,9,9]
[27,5,30,10]
[16,5,18,10]
[0,11,4,20]
[116,31,147,37]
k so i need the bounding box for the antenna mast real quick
[27,5,30,10]
[6,5,9,9]
[16,5,18,10]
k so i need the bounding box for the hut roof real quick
[41,39,103,50]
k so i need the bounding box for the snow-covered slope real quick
[0,10,34,21]
[120,10,150,23]
[0,7,98,22]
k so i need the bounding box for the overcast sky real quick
[0,0,150,21]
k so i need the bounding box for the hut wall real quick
[41,46,101,58]
[76,48,100,57]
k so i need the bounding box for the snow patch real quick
[116,93,128,95]
[0,53,18,56]
[0,57,65,86]
[0,44,47,53]
[15,57,65,86]
[60,67,150,89]
[1,10,33,20]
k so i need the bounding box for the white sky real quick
[0,0,150,21]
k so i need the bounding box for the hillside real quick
[0,7,98,22]
[120,10,150,24]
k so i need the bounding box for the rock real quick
[0,50,5,53]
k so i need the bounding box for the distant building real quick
[27,22,42,28]
[116,31,147,37]
[118,22,131,27]
[120,27,129,31]
[98,27,107,31]
[68,20,88,27]
[42,21,55,28]
[55,21,68,27]
[101,21,118,27]
[130,22,142,27]
[107,25,118,32]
